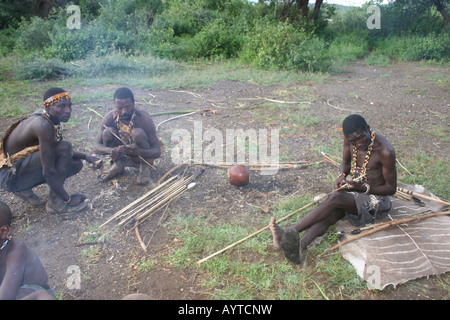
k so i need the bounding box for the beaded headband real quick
[42,92,71,108]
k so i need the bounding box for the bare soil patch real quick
[1,62,448,300]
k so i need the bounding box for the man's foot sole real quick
[280,228,302,265]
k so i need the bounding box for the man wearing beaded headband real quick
[0,88,101,215]
[94,87,162,186]
[270,114,397,264]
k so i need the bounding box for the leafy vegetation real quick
[0,0,448,80]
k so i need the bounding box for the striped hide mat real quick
[334,184,450,290]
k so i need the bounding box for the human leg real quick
[5,152,46,206]
[132,128,153,185]
[46,141,86,214]
[270,191,358,263]
[99,127,126,181]
[292,192,357,233]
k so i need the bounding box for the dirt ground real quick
[0,61,448,300]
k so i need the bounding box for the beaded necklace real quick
[114,111,136,145]
[350,130,375,183]
[42,109,63,141]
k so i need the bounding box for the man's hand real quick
[120,143,140,156]
[85,154,102,169]
[340,180,366,193]
[111,146,126,160]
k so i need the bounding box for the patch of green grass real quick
[0,80,40,117]
[365,51,391,67]
[163,192,369,300]
[399,153,449,200]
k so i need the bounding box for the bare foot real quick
[13,189,45,206]
[100,161,125,181]
[269,217,301,264]
[281,228,302,265]
[269,216,284,249]
[136,162,151,185]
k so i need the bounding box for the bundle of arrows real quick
[99,168,204,229]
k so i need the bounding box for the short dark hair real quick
[342,114,368,135]
[43,87,66,101]
[0,200,12,227]
[114,87,134,102]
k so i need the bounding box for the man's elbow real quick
[387,182,397,195]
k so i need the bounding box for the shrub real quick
[190,19,243,59]
[14,52,178,80]
[69,52,178,78]
[374,33,450,62]
[0,27,18,57]
[364,51,391,66]
[15,16,52,53]
[402,34,449,62]
[15,55,71,80]
[328,33,369,64]
[240,20,330,72]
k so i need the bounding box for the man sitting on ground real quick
[94,87,161,186]
[0,88,100,215]
[270,114,397,264]
[0,201,56,300]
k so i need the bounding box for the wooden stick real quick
[396,187,450,206]
[321,152,340,167]
[318,210,450,258]
[196,185,347,265]
[98,175,178,227]
[156,163,186,185]
[134,221,147,252]
[117,175,193,226]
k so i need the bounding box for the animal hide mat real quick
[334,184,450,290]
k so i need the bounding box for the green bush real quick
[0,27,18,57]
[364,51,391,66]
[15,16,52,53]
[328,33,369,64]
[69,53,178,78]
[240,20,330,72]
[47,0,151,61]
[14,52,178,80]
[15,55,70,80]
[402,34,450,61]
[190,19,243,59]
[375,33,450,62]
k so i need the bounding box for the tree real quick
[273,0,324,22]
[393,0,449,31]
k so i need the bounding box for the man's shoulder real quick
[16,114,53,133]
[375,133,395,157]
[135,109,155,124]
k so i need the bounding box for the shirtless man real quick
[94,87,161,185]
[0,201,55,300]
[0,87,100,214]
[270,114,397,264]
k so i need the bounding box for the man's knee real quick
[132,128,149,144]
[102,127,118,145]
[327,191,351,206]
[55,141,73,156]
[71,159,83,175]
